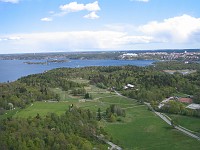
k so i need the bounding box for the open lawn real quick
[14,102,69,118]
[105,106,200,150]
[85,84,108,93]
[7,83,200,149]
[100,96,138,105]
[51,88,79,102]
[71,78,90,84]
[77,101,109,112]
[170,114,200,133]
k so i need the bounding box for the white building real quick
[122,53,138,57]
[186,104,200,110]
[127,84,134,88]
[124,84,134,89]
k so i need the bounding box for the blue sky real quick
[0,0,200,54]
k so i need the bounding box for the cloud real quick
[60,2,84,12]
[42,1,100,21]
[0,31,154,53]
[0,0,19,3]
[41,17,53,22]
[84,12,99,19]
[60,1,100,12]
[104,24,138,33]
[57,1,100,19]
[2,14,200,53]
[0,36,21,41]
[139,14,200,43]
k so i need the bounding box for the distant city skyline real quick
[0,0,200,54]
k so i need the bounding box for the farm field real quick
[105,106,200,150]
[50,88,79,102]
[8,81,200,150]
[169,114,200,134]
[14,101,69,118]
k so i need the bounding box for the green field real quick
[50,88,79,102]
[105,107,200,150]
[7,83,200,149]
[14,102,69,118]
[170,114,200,133]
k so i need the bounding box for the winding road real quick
[144,102,200,141]
[114,90,200,141]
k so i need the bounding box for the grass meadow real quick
[14,102,69,118]
[169,114,200,133]
[105,106,200,150]
[6,79,200,149]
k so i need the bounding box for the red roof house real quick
[178,98,193,103]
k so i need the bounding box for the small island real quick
[24,59,69,65]
[23,61,47,65]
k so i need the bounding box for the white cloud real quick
[2,14,200,53]
[139,14,200,43]
[57,1,100,19]
[84,12,99,19]
[60,1,100,12]
[8,36,21,40]
[84,1,100,11]
[0,31,154,53]
[104,24,138,33]
[60,2,84,12]
[0,0,19,3]
[0,36,21,41]
[41,17,53,22]
[43,1,100,21]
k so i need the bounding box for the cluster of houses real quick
[122,83,200,110]
[158,96,200,110]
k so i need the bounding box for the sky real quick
[0,0,200,54]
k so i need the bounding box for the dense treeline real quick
[19,71,85,91]
[0,61,200,112]
[0,61,200,115]
[0,107,106,150]
[1,61,200,149]
[159,101,200,117]
[0,69,87,114]
[86,65,199,103]
[106,105,126,122]
[151,61,200,70]
[0,82,58,113]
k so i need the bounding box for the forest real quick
[0,61,200,149]
[0,107,106,150]
[1,61,200,115]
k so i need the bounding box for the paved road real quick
[175,126,200,140]
[154,111,172,125]
[158,97,173,109]
[114,90,123,96]
[106,140,122,150]
[144,102,200,141]
[96,135,122,150]
[115,92,200,142]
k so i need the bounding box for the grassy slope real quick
[105,107,200,150]
[9,79,200,149]
[14,102,69,118]
[170,114,200,133]
[50,88,79,102]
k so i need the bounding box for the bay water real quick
[0,59,155,83]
